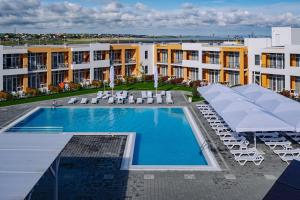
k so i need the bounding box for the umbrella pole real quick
[254,132,256,149]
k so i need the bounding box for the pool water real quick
[8,107,207,166]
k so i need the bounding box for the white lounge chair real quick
[102,91,111,99]
[280,155,300,163]
[147,91,153,98]
[117,97,124,104]
[122,91,128,99]
[137,98,143,104]
[166,91,172,96]
[91,98,98,104]
[108,97,114,104]
[129,95,135,104]
[166,96,173,104]
[256,132,280,139]
[224,140,249,149]
[141,91,147,99]
[156,95,163,104]
[220,136,245,143]
[97,91,103,99]
[147,97,154,104]
[68,97,77,104]
[259,137,287,143]
[230,148,260,157]
[235,154,264,166]
[80,98,88,104]
[264,141,292,149]
[286,132,300,138]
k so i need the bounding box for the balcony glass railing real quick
[227,62,240,69]
[52,63,69,69]
[29,64,47,71]
[125,58,136,64]
[112,60,122,65]
[172,59,183,64]
[4,66,22,70]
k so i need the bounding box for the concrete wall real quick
[139,44,154,75]
[292,28,300,45]
[272,27,292,46]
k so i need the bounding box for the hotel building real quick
[1,27,300,94]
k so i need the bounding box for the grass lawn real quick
[0,82,193,107]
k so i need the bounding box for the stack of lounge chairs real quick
[67,90,175,105]
[196,104,264,166]
[256,132,300,163]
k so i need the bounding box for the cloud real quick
[0,0,299,33]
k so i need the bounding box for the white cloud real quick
[0,0,299,34]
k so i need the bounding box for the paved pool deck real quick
[0,91,289,200]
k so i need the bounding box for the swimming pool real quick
[4,107,219,170]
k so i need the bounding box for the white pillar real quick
[285,75,291,91]
[90,67,94,81]
[198,50,203,80]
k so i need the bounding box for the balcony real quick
[125,58,136,64]
[29,65,47,71]
[171,59,183,65]
[182,60,200,68]
[112,60,122,65]
[52,63,69,70]
[157,59,168,64]
[226,62,240,69]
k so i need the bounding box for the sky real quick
[0,0,300,36]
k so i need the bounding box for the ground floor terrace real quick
[0,91,290,200]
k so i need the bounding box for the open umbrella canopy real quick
[221,109,294,132]
[234,84,300,132]
[198,84,295,133]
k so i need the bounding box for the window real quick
[295,77,300,94]
[190,68,199,81]
[205,51,220,64]
[159,65,168,76]
[173,66,183,78]
[94,51,105,61]
[252,71,261,85]
[228,52,240,69]
[268,53,285,69]
[159,50,168,63]
[173,51,183,64]
[52,71,66,86]
[268,75,285,92]
[208,70,220,83]
[144,65,148,74]
[228,71,240,86]
[145,51,148,59]
[3,75,22,92]
[3,54,22,69]
[28,53,46,71]
[189,51,199,60]
[72,51,84,64]
[52,53,65,69]
[125,65,134,76]
[28,72,46,88]
[94,68,104,81]
[73,69,87,83]
[255,55,260,66]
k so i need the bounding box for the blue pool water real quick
[8,107,207,166]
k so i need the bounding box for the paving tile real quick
[264,174,277,180]
[184,174,196,180]
[144,174,155,180]
[224,174,236,180]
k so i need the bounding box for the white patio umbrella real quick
[109,65,114,95]
[153,65,158,96]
